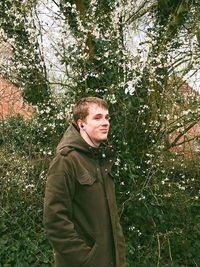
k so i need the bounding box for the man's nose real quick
[102,118,109,125]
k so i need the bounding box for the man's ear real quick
[77,119,84,129]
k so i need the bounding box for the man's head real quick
[73,97,110,147]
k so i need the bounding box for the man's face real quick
[83,104,110,146]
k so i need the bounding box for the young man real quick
[43,97,126,267]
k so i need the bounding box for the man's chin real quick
[101,136,108,141]
[95,134,108,143]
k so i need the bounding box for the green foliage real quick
[0,145,53,266]
[114,151,200,266]
[0,0,50,104]
[1,156,52,266]
[0,110,68,266]
[2,112,200,266]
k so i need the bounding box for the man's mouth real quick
[100,129,108,133]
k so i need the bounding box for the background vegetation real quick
[1,0,200,266]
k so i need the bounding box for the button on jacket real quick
[43,124,126,267]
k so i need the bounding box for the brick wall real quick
[0,79,32,119]
[170,122,200,155]
[169,83,200,155]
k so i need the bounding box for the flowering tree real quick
[0,0,50,104]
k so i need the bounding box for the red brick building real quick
[0,79,32,119]
[0,42,32,119]
[169,83,200,155]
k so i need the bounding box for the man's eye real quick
[93,115,110,120]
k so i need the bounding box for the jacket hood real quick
[56,124,115,160]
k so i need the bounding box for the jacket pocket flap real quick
[77,173,96,185]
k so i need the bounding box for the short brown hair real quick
[73,96,108,123]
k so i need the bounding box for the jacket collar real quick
[56,124,115,161]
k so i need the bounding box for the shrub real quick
[0,110,67,266]
[1,113,200,266]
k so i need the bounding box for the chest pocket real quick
[75,172,100,200]
[76,172,96,185]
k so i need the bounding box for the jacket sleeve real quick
[116,219,126,267]
[43,155,95,267]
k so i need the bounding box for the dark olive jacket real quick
[43,124,126,267]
